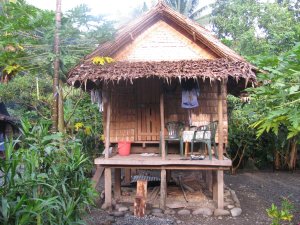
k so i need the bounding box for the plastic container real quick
[118,141,131,156]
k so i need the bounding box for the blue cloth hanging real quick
[181,79,200,109]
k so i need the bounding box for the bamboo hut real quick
[67,1,256,210]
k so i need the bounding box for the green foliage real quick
[0,120,97,224]
[249,43,300,139]
[211,0,300,56]
[227,95,279,169]
[266,198,294,225]
[64,92,104,159]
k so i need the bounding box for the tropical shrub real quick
[0,120,97,224]
[266,198,294,225]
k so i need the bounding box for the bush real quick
[0,120,97,224]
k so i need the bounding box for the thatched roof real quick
[67,1,256,89]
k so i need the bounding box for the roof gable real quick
[85,1,245,62]
[115,20,217,61]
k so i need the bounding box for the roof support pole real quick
[105,89,111,159]
[160,92,166,160]
[217,80,224,160]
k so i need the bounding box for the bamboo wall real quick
[103,78,228,144]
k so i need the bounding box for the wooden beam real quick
[104,168,112,208]
[160,168,167,210]
[160,92,166,160]
[105,90,111,159]
[217,81,224,160]
[114,168,121,200]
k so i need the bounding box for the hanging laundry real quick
[91,89,103,112]
[181,79,200,109]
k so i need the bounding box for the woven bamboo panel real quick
[115,21,217,62]
[104,78,228,144]
[164,79,228,144]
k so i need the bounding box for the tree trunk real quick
[274,150,280,170]
[52,0,62,132]
[58,80,65,133]
[288,137,298,170]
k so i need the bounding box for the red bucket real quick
[118,141,131,156]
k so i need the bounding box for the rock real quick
[224,199,234,204]
[224,190,231,197]
[227,204,235,209]
[164,209,176,215]
[115,204,123,210]
[152,208,163,214]
[101,203,109,209]
[176,220,182,224]
[167,203,186,209]
[152,212,164,217]
[118,206,129,212]
[113,211,124,217]
[224,201,233,207]
[231,207,242,217]
[192,207,213,216]
[218,216,222,220]
[177,209,191,215]
[231,190,240,204]
[214,209,230,216]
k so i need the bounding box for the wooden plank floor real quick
[94,154,232,169]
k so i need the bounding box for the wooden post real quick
[217,170,224,209]
[160,93,166,160]
[160,168,167,209]
[217,81,224,160]
[134,180,148,217]
[124,168,131,185]
[114,168,121,200]
[212,171,217,202]
[105,90,111,159]
[104,168,112,208]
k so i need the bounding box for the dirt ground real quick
[85,170,300,225]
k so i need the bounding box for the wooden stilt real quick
[212,170,218,202]
[131,168,137,176]
[217,81,224,160]
[160,93,166,160]
[160,168,167,209]
[124,168,131,185]
[205,170,212,192]
[104,168,112,208]
[217,170,224,209]
[114,168,121,200]
[105,90,111,159]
